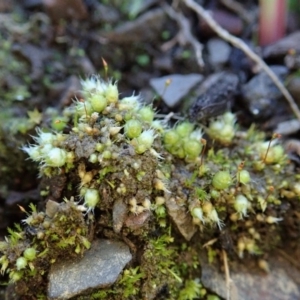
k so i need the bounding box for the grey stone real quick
[263,31,300,58]
[207,38,231,68]
[103,8,166,43]
[48,239,132,300]
[242,65,288,118]
[150,74,203,108]
[165,194,197,241]
[200,250,300,300]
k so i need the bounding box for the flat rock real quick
[150,74,203,108]
[165,195,197,241]
[200,250,300,300]
[48,239,132,300]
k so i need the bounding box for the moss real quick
[1,75,300,298]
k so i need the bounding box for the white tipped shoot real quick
[234,194,249,218]
[84,188,100,213]
[44,147,67,167]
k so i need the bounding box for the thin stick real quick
[183,0,300,122]
[222,249,232,300]
[163,3,204,68]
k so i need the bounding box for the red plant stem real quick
[259,0,287,46]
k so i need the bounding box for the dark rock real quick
[263,31,300,58]
[11,44,50,81]
[103,8,166,43]
[43,0,88,22]
[90,3,120,24]
[241,66,288,119]
[150,74,203,108]
[23,0,43,8]
[188,73,239,122]
[123,0,159,17]
[48,239,132,300]
[287,76,300,105]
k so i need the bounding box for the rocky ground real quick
[1,0,300,299]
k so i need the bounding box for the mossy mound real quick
[1,76,299,299]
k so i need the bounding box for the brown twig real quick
[222,249,232,300]
[162,3,204,68]
[182,0,300,122]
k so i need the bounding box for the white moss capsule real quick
[234,194,249,218]
[124,119,142,139]
[84,188,100,211]
[212,171,232,190]
[45,147,67,167]
[23,248,37,261]
[89,93,108,112]
[16,257,27,270]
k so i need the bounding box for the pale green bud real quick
[76,101,93,116]
[89,93,108,112]
[183,139,202,159]
[234,194,249,217]
[84,188,100,210]
[136,129,156,150]
[212,171,232,190]
[89,153,98,163]
[16,257,27,270]
[191,207,205,223]
[23,248,37,261]
[45,147,67,167]
[176,122,194,137]
[105,82,119,103]
[239,170,251,184]
[163,130,180,147]
[124,119,142,139]
[138,106,154,123]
